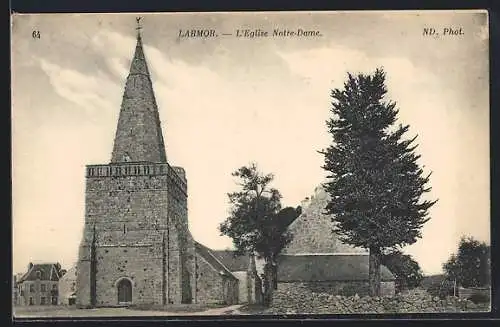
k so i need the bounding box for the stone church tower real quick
[76,27,196,307]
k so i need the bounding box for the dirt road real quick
[14,304,245,318]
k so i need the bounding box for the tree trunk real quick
[263,262,274,307]
[369,246,382,297]
[273,263,278,290]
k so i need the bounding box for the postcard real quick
[11,10,490,318]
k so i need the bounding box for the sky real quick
[11,11,489,275]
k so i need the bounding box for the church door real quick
[117,279,132,304]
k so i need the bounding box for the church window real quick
[123,224,127,234]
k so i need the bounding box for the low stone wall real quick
[458,287,490,301]
[267,283,485,314]
[295,281,394,297]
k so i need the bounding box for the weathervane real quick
[136,17,143,36]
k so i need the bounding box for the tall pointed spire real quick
[111,18,167,163]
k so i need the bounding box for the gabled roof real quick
[194,242,238,280]
[283,185,368,255]
[211,250,250,272]
[278,254,395,282]
[18,263,62,283]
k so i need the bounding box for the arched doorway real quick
[117,278,132,304]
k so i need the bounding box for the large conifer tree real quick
[321,68,437,296]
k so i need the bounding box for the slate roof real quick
[277,254,395,282]
[211,250,250,272]
[18,263,62,283]
[194,242,238,280]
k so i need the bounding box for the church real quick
[75,26,258,308]
[76,21,394,308]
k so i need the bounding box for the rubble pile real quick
[267,283,482,314]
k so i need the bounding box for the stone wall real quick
[58,267,77,305]
[268,283,483,314]
[223,276,239,305]
[301,281,369,296]
[278,281,394,298]
[458,287,491,301]
[94,246,163,306]
[77,163,191,307]
[194,252,223,304]
[233,271,248,303]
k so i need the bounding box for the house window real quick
[36,271,42,279]
[29,284,35,293]
[40,297,46,305]
[29,297,34,305]
[52,284,58,290]
[51,297,58,305]
[41,284,46,292]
